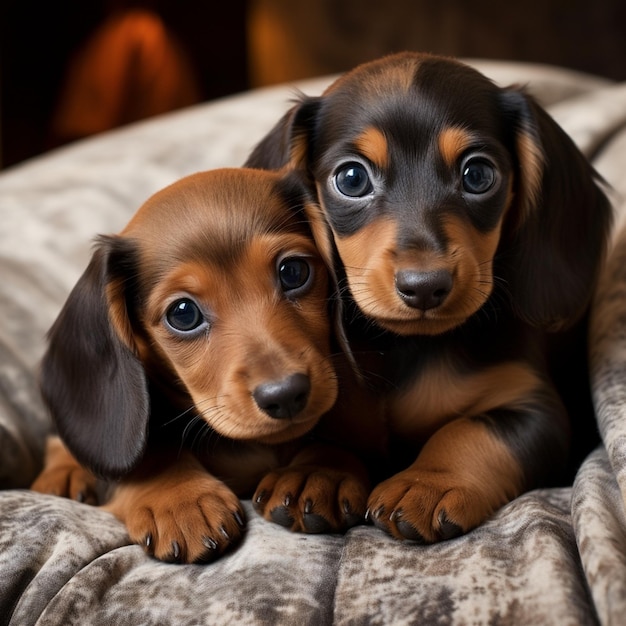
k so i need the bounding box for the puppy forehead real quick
[321,53,503,152]
[325,51,420,98]
[352,124,474,171]
[124,169,310,268]
[329,52,499,110]
[150,229,315,299]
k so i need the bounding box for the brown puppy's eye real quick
[165,298,206,333]
[334,162,372,197]
[462,157,497,194]
[278,257,312,294]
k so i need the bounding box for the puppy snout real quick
[395,269,452,311]
[252,373,311,419]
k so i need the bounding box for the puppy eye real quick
[165,298,205,333]
[278,257,312,294]
[462,158,497,194]
[334,163,372,197]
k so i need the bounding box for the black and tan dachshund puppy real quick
[32,168,369,562]
[246,52,613,542]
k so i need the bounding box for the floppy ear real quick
[498,89,612,330]
[40,235,149,479]
[300,198,368,380]
[245,96,323,171]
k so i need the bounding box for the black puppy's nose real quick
[253,373,311,419]
[395,269,453,311]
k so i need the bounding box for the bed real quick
[1,59,626,625]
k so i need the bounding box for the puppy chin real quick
[351,293,473,336]
[205,413,322,445]
[255,419,321,445]
[370,313,469,336]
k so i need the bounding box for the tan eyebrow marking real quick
[354,127,389,169]
[438,127,475,167]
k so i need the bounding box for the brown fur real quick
[246,52,613,542]
[31,168,370,562]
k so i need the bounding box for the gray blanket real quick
[1,61,626,625]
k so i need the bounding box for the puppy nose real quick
[253,373,311,419]
[395,269,453,311]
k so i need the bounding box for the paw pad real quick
[270,505,295,527]
[303,501,332,533]
[437,510,463,540]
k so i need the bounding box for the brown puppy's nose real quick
[253,373,311,419]
[395,269,452,311]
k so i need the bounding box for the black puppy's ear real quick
[300,199,364,380]
[40,235,149,479]
[245,95,322,171]
[499,89,612,330]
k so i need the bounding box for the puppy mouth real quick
[204,409,322,444]
[348,267,490,336]
[200,369,337,444]
[355,294,473,335]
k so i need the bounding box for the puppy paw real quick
[253,465,368,533]
[107,473,246,564]
[366,469,496,543]
[30,437,98,505]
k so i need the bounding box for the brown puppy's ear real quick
[245,96,322,170]
[40,235,149,479]
[498,89,612,330]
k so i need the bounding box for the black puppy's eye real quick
[279,257,311,293]
[334,163,372,197]
[462,158,497,194]
[165,298,205,332]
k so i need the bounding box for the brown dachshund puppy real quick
[31,168,369,562]
[246,52,613,543]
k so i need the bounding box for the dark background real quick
[2,0,625,170]
[0,0,248,168]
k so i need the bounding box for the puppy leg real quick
[104,451,246,563]
[367,417,526,542]
[31,435,99,505]
[253,444,369,533]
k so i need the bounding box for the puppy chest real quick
[386,360,541,441]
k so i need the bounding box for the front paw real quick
[367,470,496,543]
[107,475,246,564]
[253,466,368,534]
